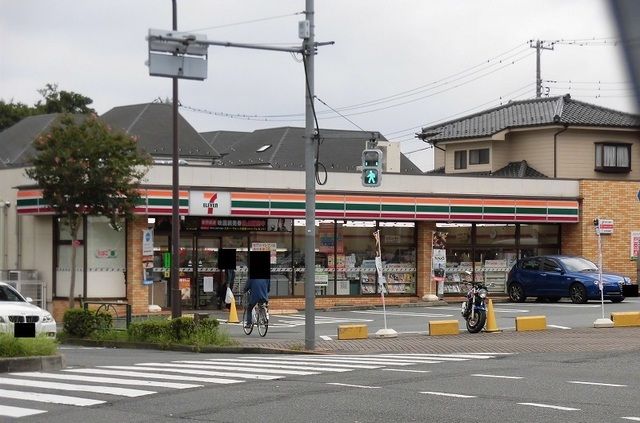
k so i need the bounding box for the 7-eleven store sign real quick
[189,191,231,216]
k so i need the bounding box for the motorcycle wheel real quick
[466,309,487,333]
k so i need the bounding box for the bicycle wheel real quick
[242,306,253,335]
[257,306,268,337]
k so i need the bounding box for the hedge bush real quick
[0,334,58,357]
[127,316,227,346]
[63,308,113,337]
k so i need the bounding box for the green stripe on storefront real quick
[232,200,269,209]
[346,203,381,211]
[381,204,415,212]
[317,203,344,210]
[483,206,516,214]
[270,201,305,210]
[17,199,40,207]
[450,206,482,213]
[517,207,546,214]
[547,207,579,215]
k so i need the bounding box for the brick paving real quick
[234,327,640,354]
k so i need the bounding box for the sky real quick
[0,0,636,171]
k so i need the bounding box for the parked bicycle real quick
[242,291,269,337]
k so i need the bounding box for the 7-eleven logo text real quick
[202,193,219,214]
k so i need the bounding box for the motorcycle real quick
[460,281,489,333]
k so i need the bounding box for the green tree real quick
[25,114,151,308]
[0,83,95,131]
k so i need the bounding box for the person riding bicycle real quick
[243,278,270,328]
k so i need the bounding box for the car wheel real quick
[569,283,587,304]
[508,282,526,302]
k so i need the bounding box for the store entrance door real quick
[194,237,222,309]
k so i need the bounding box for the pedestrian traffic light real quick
[362,149,383,187]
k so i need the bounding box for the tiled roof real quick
[208,127,424,174]
[0,114,62,166]
[101,103,220,158]
[419,95,640,142]
[424,161,547,178]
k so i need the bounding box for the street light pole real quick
[170,0,182,319]
[303,0,316,351]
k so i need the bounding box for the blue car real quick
[507,255,629,304]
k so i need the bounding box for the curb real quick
[62,338,323,355]
[0,354,65,373]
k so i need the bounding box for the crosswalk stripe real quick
[0,388,104,406]
[242,356,414,366]
[0,377,155,397]
[206,358,379,370]
[395,353,491,360]
[124,364,287,379]
[174,360,352,372]
[0,404,47,418]
[64,368,243,384]
[328,354,443,364]
[12,372,201,389]
[126,363,316,377]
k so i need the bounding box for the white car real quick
[0,282,56,337]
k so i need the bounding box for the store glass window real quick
[379,222,416,294]
[55,218,85,298]
[342,221,377,294]
[476,224,515,246]
[86,216,126,297]
[292,220,335,296]
[251,224,293,296]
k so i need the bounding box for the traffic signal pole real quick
[303,0,316,351]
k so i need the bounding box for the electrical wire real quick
[302,55,327,186]
[185,11,304,32]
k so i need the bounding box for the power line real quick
[185,11,304,32]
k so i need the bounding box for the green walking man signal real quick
[362,149,383,187]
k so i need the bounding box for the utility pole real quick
[303,0,316,351]
[530,39,554,97]
[170,0,182,319]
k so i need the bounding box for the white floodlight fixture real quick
[147,28,209,80]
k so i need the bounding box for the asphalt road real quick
[7,348,640,422]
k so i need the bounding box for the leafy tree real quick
[0,83,95,131]
[25,114,151,308]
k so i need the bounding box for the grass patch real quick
[0,334,58,357]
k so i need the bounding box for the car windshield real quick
[0,285,25,302]
[559,257,598,272]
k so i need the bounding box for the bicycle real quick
[242,291,269,337]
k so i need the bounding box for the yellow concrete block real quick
[611,311,640,327]
[337,324,368,340]
[428,320,460,336]
[515,315,547,331]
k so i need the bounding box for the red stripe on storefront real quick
[482,215,516,221]
[415,213,450,220]
[230,210,270,216]
[345,212,381,219]
[270,210,306,217]
[380,213,416,219]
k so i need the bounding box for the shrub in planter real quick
[127,319,172,343]
[63,308,113,338]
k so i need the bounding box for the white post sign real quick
[142,229,154,256]
[630,231,640,260]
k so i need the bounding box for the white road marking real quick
[107,364,296,377]
[351,310,454,317]
[518,402,580,411]
[382,369,431,373]
[327,382,380,389]
[0,388,104,406]
[12,372,201,389]
[65,368,242,384]
[212,358,380,369]
[58,346,106,350]
[621,417,640,421]
[568,380,627,387]
[0,404,47,418]
[247,356,415,366]
[0,376,155,397]
[471,374,523,380]
[319,335,332,340]
[547,324,572,329]
[166,360,352,373]
[421,391,476,398]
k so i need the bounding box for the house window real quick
[454,150,467,169]
[469,148,490,165]
[594,143,631,173]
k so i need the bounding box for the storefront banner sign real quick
[375,256,383,277]
[631,231,640,259]
[251,242,277,264]
[432,248,446,297]
[142,229,154,256]
[189,191,231,216]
